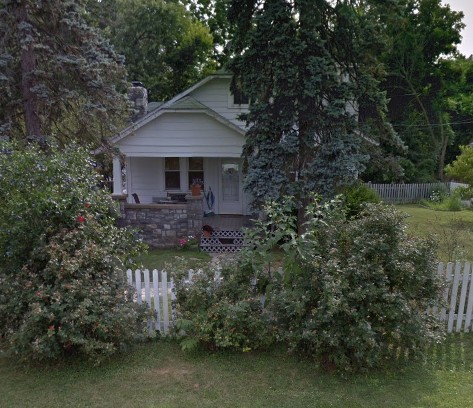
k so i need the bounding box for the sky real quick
[442,0,473,56]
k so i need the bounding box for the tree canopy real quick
[106,0,216,101]
[0,0,129,147]
[365,0,467,182]
[228,0,396,211]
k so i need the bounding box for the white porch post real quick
[112,155,123,196]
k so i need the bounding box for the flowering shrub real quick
[177,235,198,251]
[171,258,274,352]
[247,195,444,372]
[0,142,147,364]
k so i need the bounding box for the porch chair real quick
[132,193,140,204]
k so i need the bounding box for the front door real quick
[219,159,242,214]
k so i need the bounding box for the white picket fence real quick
[366,182,467,204]
[126,269,176,336]
[434,261,473,333]
[127,261,473,336]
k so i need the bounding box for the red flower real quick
[85,202,91,208]
[48,325,55,331]
[76,215,85,223]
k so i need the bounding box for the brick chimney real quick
[128,81,148,122]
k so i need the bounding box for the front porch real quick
[199,214,256,253]
[201,214,255,230]
[114,194,256,250]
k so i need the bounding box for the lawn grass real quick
[396,205,473,262]
[1,334,473,408]
[136,248,211,270]
[133,205,473,270]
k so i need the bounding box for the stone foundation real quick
[113,195,203,248]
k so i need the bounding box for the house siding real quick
[117,112,244,157]
[128,157,163,203]
[189,77,248,128]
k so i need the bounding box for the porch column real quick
[112,155,123,196]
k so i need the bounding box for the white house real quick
[111,73,252,216]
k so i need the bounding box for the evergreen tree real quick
[0,0,128,147]
[228,0,395,214]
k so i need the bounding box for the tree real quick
[445,145,473,185]
[0,0,128,147]
[108,0,216,101]
[378,0,465,182]
[228,0,395,218]
[182,0,234,67]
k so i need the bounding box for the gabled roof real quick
[110,73,237,145]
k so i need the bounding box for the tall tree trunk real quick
[15,1,43,144]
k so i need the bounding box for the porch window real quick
[188,157,204,189]
[165,157,180,190]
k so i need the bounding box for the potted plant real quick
[202,224,214,238]
[190,178,203,196]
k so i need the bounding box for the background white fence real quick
[366,182,467,204]
[127,261,473,336]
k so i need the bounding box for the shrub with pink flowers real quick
[176,235,198,251]
[0,142,147,364]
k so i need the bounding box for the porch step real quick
[200,230,247,253]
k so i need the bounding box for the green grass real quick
[1,334,473,408]
[136,248,211,270]
[134,205,473,269]
[396,205,473,262]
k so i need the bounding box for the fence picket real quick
[162,271,169,335]
[152,269,161,334]
[456,262,470,332]
[365,182,466,204]
[448,263,462,333]
[464,266,473,333]
[135,269,142,305]
[171,278,177,327]
[125,261,473,336]
[143,269,152,334]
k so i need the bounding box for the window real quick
[188,157,204,189]
[233,88,249,105]
[165,157,180,190]
[229,80,249,107]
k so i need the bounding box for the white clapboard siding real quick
[128,261,473,337]
[126,269,173,336]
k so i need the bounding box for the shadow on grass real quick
[1,335,473,408]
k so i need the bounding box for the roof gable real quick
[111,74,239,145]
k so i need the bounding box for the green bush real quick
[420,188,463,211]
[452,186,473,201]
[172,258,274,352]
[256,196,443,372]
[0,142,146,364]
[340,182,380,217]
[445,145,473,185]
